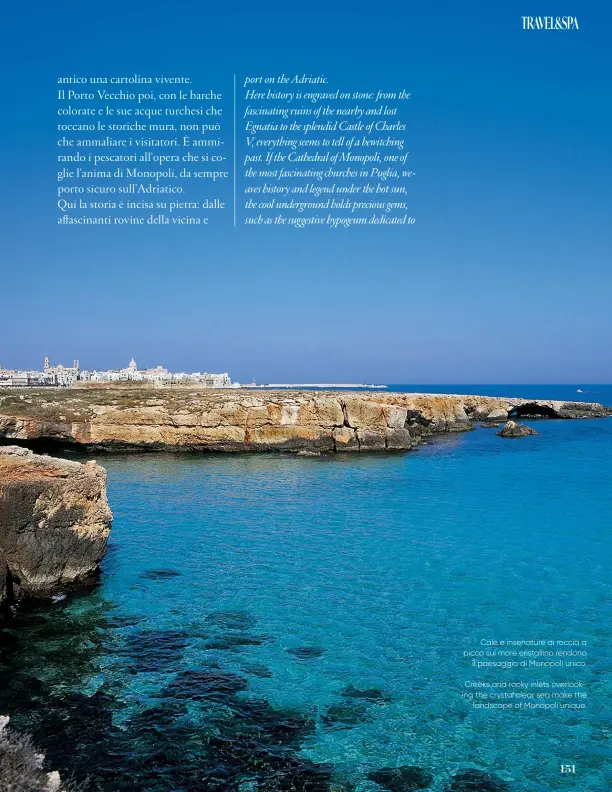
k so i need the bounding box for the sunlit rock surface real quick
[497,420,538,438]
[0,386,608,453]
[0,446,112,604]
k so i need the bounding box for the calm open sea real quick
[1,386,611,791]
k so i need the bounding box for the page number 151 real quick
[560,765,576,774]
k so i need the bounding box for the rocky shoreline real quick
[0,387,609,454]
[0,388,607,606]
[0,446,112,609]
[0,388,608,790]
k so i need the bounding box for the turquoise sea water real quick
[1,387,611,792]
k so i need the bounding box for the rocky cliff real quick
[0,446,112,607]
[0,386,608,454]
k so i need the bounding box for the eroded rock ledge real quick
[0,387,608,454]
[0,446,112,608]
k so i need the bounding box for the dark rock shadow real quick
[368,765,434,791]
[286,646,325,660]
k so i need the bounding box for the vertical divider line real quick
[233,74,237,227]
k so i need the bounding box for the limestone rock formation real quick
[486,408,509,422]
[0,446,112,605]
[497,421,538,438]
[0,386,608,454]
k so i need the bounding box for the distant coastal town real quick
[0,357,236,388]
[0,358,389,390]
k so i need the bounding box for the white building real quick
[43,357,80,386]
[201,372,232,387]
[0,364,54,387]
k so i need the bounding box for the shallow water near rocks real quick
[1,406,611,791]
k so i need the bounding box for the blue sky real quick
[2,2,611,383]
